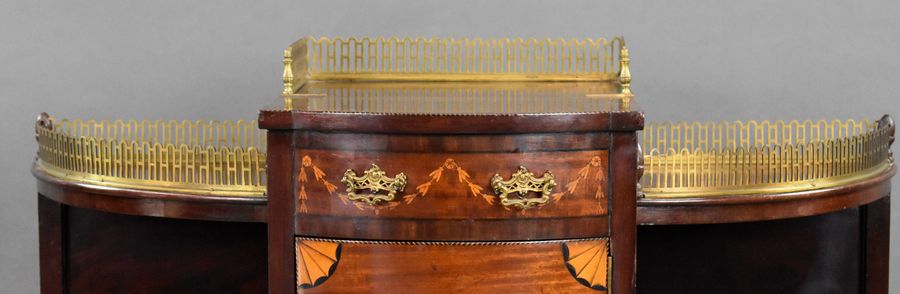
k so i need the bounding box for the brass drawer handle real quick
[341,164,407,205]
[491,166,557,210]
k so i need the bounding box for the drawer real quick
[294,149,610,240]
[295,237,611,293]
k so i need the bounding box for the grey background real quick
[1,0,898,292]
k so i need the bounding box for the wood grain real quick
[295,150,609,219]
[267,131,297,294]
[297,239,606,294]
[609,133,637,294]
[262,100,642,294]
[258,108,643,133]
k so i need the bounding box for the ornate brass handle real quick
[491,166,557,210]
[341,164,407,205]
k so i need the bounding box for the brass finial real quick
[283,49,294,95]
[879,114,895,145]
[283,49,294,109]
[880,115,895,163]
[618,45,631,95]
[35,112,52,142]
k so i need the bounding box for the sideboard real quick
[33,35,895,293]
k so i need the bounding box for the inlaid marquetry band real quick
[563,239,611,291]
[296,239,341,289]
[297,155,606,213]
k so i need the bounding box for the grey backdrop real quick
[2,0,898,292]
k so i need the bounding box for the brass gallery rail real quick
[34,114,267,197]
[640,117,894,198]
[34,114,894,199]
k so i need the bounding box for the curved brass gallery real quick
[35,113,894,200]
[34,115,267,197]
[641,117,894,198]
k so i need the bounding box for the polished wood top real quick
[259,97,642,132]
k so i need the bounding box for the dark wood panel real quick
[636,208,862,294]
[610,132,637,294]
[38,195,65,294]
[266,131,297,294]
[295,150,609,220]
[259,109,643,133]
[862,196,890,294]
[64,205,267,293]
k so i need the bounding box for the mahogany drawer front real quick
[294,149,610,240]
[295,237,611,293]
[295,150,610,218]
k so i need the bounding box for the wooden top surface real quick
[259,90,642,132]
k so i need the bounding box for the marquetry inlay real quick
[563,238,611,291]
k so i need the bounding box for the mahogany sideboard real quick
[32,36,895,293]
